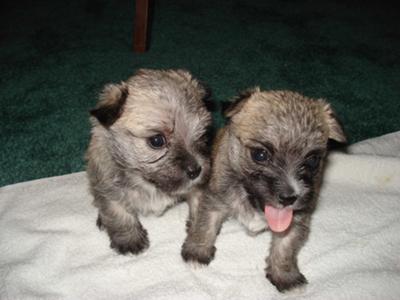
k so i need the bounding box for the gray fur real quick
[181,89,345,292]
[86,69,212,255]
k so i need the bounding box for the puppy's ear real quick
[90,83,128,127]
[224,87,260,118]
[319,100,347,144]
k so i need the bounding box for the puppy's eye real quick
[148,134,166,149]
[304,155,321,169]
[251,148,270,163]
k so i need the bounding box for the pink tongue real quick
[264,205,293,233]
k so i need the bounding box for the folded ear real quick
[319,100,347,144]
[224,87,260,118]
[90,83,128,127]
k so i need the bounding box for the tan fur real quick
[86,69,212,255]
[181,89,345,292]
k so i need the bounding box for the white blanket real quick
[1,132,400,300]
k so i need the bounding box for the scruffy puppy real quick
[181,88,346,292]
[86,69,212,255]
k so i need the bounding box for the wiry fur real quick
[181,89,346,292]
[86,69,212,255]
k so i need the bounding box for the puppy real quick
[181,88,346,292]
[86,69,212,255]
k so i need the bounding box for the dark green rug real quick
[1,0,399,186]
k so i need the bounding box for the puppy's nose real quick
[186,165,202,180]
[278,191,298,206]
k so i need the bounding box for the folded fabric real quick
[1,132,399,299]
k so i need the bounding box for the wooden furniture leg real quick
[133,0,149,53]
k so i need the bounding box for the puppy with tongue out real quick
[181,89,346,292]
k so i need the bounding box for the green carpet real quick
[1,0,399,186]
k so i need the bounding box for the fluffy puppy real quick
[86,69,212,255]
[181,88,346,292]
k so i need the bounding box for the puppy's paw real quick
[181,242,216,265]
[110,229,149,255]
[265,267,307,292]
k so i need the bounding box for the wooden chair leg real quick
[133,0,149,53]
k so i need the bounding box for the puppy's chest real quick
[126,187,179,217]
[225,186,267,234]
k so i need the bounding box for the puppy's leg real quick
[265,216,309,292]
[98,200,149,255]
[181,204,227,265]
[185,189,201,233]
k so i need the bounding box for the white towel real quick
[1,132,400,300]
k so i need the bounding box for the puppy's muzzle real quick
[176,150,202,180]
[278,192,298,206]
[186,164,202,180]
[278,185,298,206]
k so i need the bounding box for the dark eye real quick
[304,155,321,169]
[148,134,166,149]
[251,148,269,162]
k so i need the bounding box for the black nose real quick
[278,192,298,206]
[186,165,202,180]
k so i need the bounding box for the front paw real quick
[265,266,307,292]
[110,229,149,255]
[181,241,216,265]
